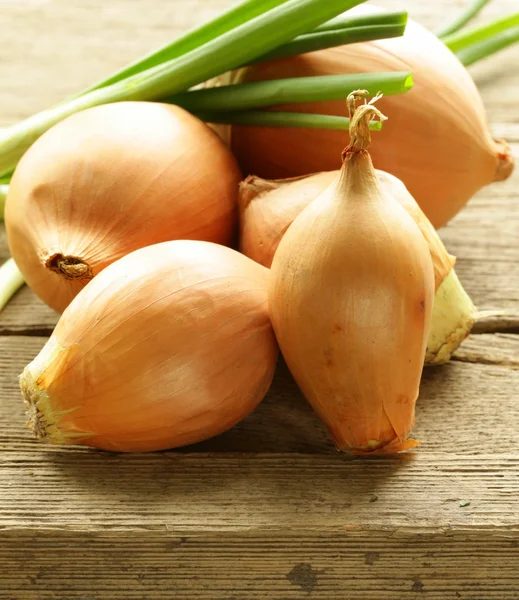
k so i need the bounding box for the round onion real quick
[21,241,278,452]
[6,102,241,312]
[229,4,513,228]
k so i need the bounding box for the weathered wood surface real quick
[1,1,519,599]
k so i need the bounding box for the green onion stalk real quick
[0,259,24,311]
[196,111,382,131]
[84,6,407,93]
[247,15,408,64]
[169,72,413,113]
[444,12,519,66]
[0,184,7,220]
[435,0,492,39]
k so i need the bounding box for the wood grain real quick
[1,532,518,600]
[453,333,519,367]
[1,450,519,532]
[0,1,519,598]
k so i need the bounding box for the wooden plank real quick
[454,333,519,367]
[1,531,518,600]
[1,450,519,532]
[439,152,519,313]
[473,310,519,334]
[1,336,519,456]
[1,1,519,598]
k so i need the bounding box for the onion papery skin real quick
[229,4,513,228]
[20,241,278,453]
[239,168,455,289]
[269,151,435,453]
[240,169,474,365]
[6,102,241,313]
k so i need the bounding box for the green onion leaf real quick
[83,0,293,94]
[435,0,492,39]
[443,12,519,53]
[0,184,8,219]
[455,24,519,65]
[316,10,408,33]
[0,259,24,313]
[169,72,413,113]
[197,110,383,130]
[249,23,408,65]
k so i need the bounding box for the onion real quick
[5,102,241,313]
[20,241,278,452]
[239,168,475,365]
[268,94,434,454]
[228,4,514,228]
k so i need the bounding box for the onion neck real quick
[493,138,514,182]
[339,149,381,199]
[45,253,93,280]
[338,91,386,197]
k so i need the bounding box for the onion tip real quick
[20,362,90,445]
[493,138,515,182]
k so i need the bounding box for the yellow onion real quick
[268,94,434,454]
[6,101,241,313]
[227,4,514,228]
[239,169,475,364]
[20,240,278,452]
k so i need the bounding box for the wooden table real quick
[1,1,518,598]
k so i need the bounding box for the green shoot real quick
[0,259,24,313]
[456,24,519,65]
[250,22,408,64]
[197,110,383,130]
[0,185,7,219]
[436,0,492,39]
[315,10,408,33]
[444,12,519,53]
[169,72,413,113]
[82,0,293,94]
